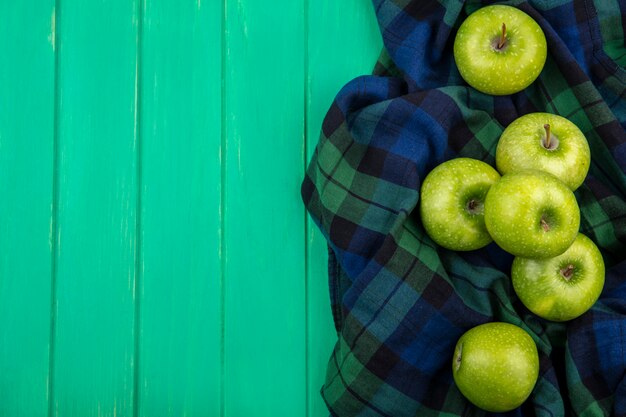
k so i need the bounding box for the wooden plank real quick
[223,0,306,415]
[306,2,383,416]
[50,1,139,415]
[137,0,222,415]
[0,3,55,417]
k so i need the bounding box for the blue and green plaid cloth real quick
[302,0,626,415]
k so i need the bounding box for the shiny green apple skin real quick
[512,233,605,322]
[452,322,539,412]
[453,5,547,95]
[420,158,500,251]
[496,113,590,190]
[484,170,580,258]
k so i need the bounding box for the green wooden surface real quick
[0,3,55,416]
[52,0,139,414]
[0,1,381,415]
[139,0,222,415]
[223,0,307,415]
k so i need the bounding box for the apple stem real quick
[544,124,551,149]
[540,217,550,232]
[498,23,507,49]
[561,264,575,280]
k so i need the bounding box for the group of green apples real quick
[417,4,607,413]
[421,114,604,324]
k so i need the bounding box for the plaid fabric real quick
[302,0,626,416]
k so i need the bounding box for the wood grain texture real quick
[223,0,307,415]
[0,1,383,415]
[0,3,55,416]
[138,0,222,415]
[51,1,139,415]
[306,1,383,416]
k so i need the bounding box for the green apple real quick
[484,170,580,258]
[512,233,605,322]
[420,158,500,251]
[453,5,547,95]
[452,322,539,412]
[496,113,590,190]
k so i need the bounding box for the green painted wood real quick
[306,2,383,416]
[0,3,55,416]
[138,0,222,415]
[51,1,139,415]
[0,2,386,415]
[223,0,306,415]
